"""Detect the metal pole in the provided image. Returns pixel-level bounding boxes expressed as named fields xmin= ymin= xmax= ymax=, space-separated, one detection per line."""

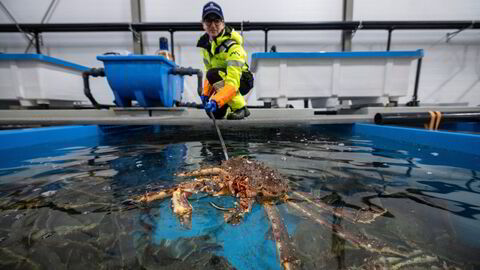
xmin=408 ymin=57 xmax=423 ymax=106
xmin=342 ymin=0 xmax=353 ymax=52
xmin=130 ymin=0 xmax=143 ymax=54
xmin=386 ymin=28 xmax=392 ymax=51
xmin=209 ymin=113 xmax=229 ymax=161
xmin=34 ymin=32 xmax=41 ymax=54
xmin=264 ymin=29 xmax=268 ymax=52
xmin=170 ymin=30 xmax=175 ymax=60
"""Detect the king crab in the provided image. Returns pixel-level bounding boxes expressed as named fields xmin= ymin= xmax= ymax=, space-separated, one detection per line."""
xmin=132 ymin=157 xmax=461 ymax=269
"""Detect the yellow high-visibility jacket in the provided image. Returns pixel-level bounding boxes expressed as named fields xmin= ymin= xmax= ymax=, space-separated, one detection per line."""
xmin=196 ymin=26 xmax=248 ymax=110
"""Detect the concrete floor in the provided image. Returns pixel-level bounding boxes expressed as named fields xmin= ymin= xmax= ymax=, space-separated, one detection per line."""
xmin=0 ymin=105 xmax=478 ymax=128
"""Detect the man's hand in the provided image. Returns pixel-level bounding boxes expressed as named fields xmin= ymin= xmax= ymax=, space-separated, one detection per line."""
xmin=200 ymin=95 xmax=209 ymax=105
xmin=204 ymin=100 xmax=218 ymax=113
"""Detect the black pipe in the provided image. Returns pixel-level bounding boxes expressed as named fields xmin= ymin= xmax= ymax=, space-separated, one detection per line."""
xmin=374 ymin=111 xmax=480 ymax=125
xmin=170 ymin=67 xmax=203 ymax=97
xmin=82 ymin=68 xmax=111 ymax=109
xmin=1 ymin=21 xmax=479 ymax=32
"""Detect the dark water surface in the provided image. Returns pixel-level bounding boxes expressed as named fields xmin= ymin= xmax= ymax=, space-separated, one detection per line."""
xmin=0 ymin=125 xmax=479 ymax=269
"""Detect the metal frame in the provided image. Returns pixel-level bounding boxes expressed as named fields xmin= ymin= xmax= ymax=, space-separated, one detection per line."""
xmin=1 ymin=21 xmax=478 ymax=54
xmin=1 ymin=21 xmax=478 ymax=32
xmin=342 ymin=0 xmax=354 ymax=52
xmin=1 ymin=20 xmax=478 ymax=107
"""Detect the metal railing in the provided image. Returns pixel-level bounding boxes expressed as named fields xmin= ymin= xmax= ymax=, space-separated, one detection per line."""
xmin=1 ymin=21 xmax=478 ymax=54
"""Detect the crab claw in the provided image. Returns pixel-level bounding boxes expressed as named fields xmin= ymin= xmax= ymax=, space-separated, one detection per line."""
xmin=171 ymin=189 xmax=193 ymax=229
xmin=222 ymin=198 xmax=254 ymax=225
xmin=224 ymin=210 xmax=244 ymax=225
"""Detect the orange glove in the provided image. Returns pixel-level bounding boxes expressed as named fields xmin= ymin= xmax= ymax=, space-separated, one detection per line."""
xmin=211 ymin=84 xmax=237 ymax=108
xmin=203 ymin=79 xmax=213 ymax=97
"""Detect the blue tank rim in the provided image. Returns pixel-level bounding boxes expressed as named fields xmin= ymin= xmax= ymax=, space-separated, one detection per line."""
xmin=251 ymin=49 xmax=424 ymax=60
xmin=250 ymin=49 xmax=424 ymax=71
xmin=96 ymin=54 xmax=176 ymax=68
xmin=0 ymin=125 xmax=101 ymax=151
xmin=1 ymin=123 xmax=477 ymax=155
xmin=0 ymin=53 xmax=90 ymax=72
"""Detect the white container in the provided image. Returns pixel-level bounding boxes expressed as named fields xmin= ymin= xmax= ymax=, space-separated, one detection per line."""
xmin=0 ymin=54 xmax=90 ymax=107
xmin=250 ymin=50 xmax=423 ymax=107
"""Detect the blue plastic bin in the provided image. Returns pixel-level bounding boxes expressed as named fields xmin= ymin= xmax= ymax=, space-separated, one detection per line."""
xmin=97 ymin=55 xmax=184 ymax=107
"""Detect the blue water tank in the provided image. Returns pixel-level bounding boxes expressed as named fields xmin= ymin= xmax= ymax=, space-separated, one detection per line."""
xmin=97 ymin=55 xmax=184 ymax=107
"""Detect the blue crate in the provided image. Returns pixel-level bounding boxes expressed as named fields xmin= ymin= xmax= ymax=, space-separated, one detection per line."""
xmin=97 ymin=55 xmax=184 ymax=107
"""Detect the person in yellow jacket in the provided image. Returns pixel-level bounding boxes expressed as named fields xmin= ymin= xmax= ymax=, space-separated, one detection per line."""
xmin=197 ymin=1 xmax=254 ymax=120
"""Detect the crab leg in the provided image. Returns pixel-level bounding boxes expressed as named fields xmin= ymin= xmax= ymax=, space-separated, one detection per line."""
xmin=287 ymin=201 xmax=410 ymax=257
xmin=171 ymin=188 xmax=193 ymax=229
xmin=291 ymin=191 xmax=386 ymax=224
xmin=390 ymin=253 xmax=438 ymax=270
xmin=132 ymin=179 xmax=214 ymax=229
xmin=177 ymin=167 xmax=228 ymax=177
xmin=132 ymin=178 xmax=210 ymax=203
xmin=134 ymin=189 xmax=174 ymax=203
xmin=170 ymin=179 xmax=216 ymax=229
xmin=264 ymin=204 xmax=301 ymax=270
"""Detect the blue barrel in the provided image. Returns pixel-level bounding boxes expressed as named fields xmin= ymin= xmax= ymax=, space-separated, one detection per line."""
xmin=97 ymin=55 xmax=184 ymax=107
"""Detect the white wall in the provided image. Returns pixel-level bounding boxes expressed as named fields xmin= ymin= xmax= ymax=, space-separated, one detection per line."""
xmin=353 ymin=0 xmax=480 ymax=105
xmin=354 ymin=0 xmax=480 ymax=21
xmin=0 ymin=0 xmax=479 ymax=106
